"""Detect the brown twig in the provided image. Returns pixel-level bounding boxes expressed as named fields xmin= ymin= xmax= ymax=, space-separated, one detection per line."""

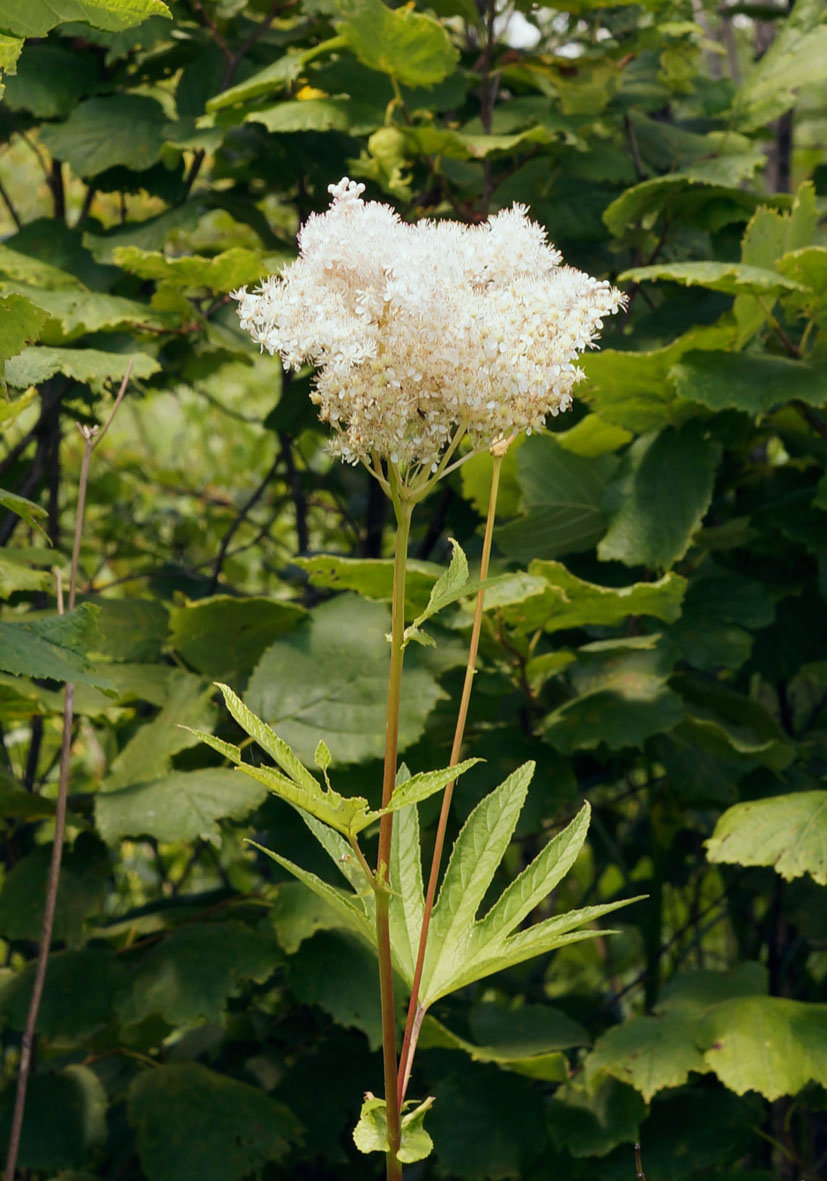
xmin=3 ymin=362 xmax=133 ymax=1181
xmin=635 ymin=1142 xmax=648 ymax=1181
xmin=0 ymin=175 xmax=22 ymax=229
xmin=208 ymin=448 xmax=282 ymax=592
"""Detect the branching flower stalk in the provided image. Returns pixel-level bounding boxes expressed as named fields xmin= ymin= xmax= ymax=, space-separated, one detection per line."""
xmin=232 ymin=179 xmax=624 ymax=1177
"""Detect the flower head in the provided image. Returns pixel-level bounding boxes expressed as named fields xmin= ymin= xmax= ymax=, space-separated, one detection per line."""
xmin=233 ymin=178 xmax=625 ymax=471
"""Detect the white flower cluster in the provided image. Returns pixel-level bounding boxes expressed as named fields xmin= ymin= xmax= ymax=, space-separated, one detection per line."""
xmin=233 ymin=178 xmax=625 ymax=470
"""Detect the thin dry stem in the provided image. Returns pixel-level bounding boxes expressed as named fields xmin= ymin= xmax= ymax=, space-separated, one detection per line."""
xmin=4 ymin=364 xmax=132 ymax=1181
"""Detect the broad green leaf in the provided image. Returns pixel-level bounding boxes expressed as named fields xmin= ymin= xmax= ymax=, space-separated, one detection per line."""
xmin=169 ymin=596 xmax=305 ymax=683
xmin=599 ymin=423 xmax=721 ymax=570
xmin=105 ymin=671 xmax=215 ymax=789
xmin=0 ymin=294 xmax=47 ymax=360
xmin=547 ymin=1076 xmax=646 ymax=1159
xmin=116 ymin=921 xmax=278 ymax=1027
xmin=4 ymin=345 xmax=158 ymax=391
xmin=0 ymin=34 xmax=22 ymax=94
xmin=247 ymin=97 xmax=383 ymax=135
xmin=730 ymin=0 xmax=827 ymax=131
xmin=244 ymin=595 xmax=445 ymax=765
xmin=423 ymin=763 xmax=534 ymax=999
xmin=0 ymin=836 xmax=109 ymax=945
xmin=586 ymin=1013 xmax=707 ymax=1101
xmin=618 ymin=261 xmax=805 ymax=297
xmin=776 ymin=245 xmax=827 ymax=322
xmin=672 ymin=350 xmax=827 ymax=414
xmin=129 ymin=1063 xmax=299 ymax=1181
xmin=0 ymin=243 xmax=85 ymax=289
xmin=40 ymin=95 xmax=169 ymax=177
xmin=95 ymin=768 xmax=268 ymax=843
xmin=0 ymin=487 xmax=48 ymax=536
xmin=89 ymin=597 xmax=169 ymax=662
xmin=419 ymin=1009 xmax=573 ymax=1081
xmin=496 ymin=435 xmax=616 ymax=562
xmin=703 ymin=997 xmax=827 ymax=1100
xmin=676 ymin=674 xmax=795 ymax=771
xmin=112 ymin=246 xmax=269 ymax=292
xmin=3 ymin=43 xmax=90 ymax=117
xmin=0 ymin=284 xmax=169 ymax=345
xmin=0 ymin=1066 xmax=106 ymax=1171
xmin=288 ymin=929 xmax=381 ymax=1048
xmin=0 ymin=773 xmax=55 ymax=819
xmin=0 ymin=386 xmax=36 ymax=426
xmin=270 ymin=880 xmax=352 ymax=953
xmin=0 ymin=947 xmax=125 ymax=1039
xmin=0 ymin=0 xmax=169 ymax=37
xmin=706 ymin=791 xmax=827 ymax=885
xmin=470 ymin=1001 xmax=589 ymax=1052
xmin=490 ymin=559 xmax=686 ymax=635
xmin=353 ymin=1093 xmax=434 ymax=1163
xmin=206 ymin=46 xmax=327 ymax=110
xmin=555 ymin=414 xmax=633 ymax=457
xmin=603 ymin=174 xmax=782 ymax=240
xmin=336 ymin=0 xmax=458 ymax=87
xmin=248 ymin=841 xmax=375 ymax=947
xmin=0 ymin=603 xmax=113 ymax=689
xmin=295 ymin=554 xmax=442 ymax=612
xmin=388 ymin=801 xmax=424 ymax=982
xmin=658 ymin=962 xmax=769 ymax=1015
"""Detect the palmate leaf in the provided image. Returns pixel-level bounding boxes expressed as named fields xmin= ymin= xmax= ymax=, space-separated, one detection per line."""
xmin=419 ymin=765 xmax=640 ymax=1005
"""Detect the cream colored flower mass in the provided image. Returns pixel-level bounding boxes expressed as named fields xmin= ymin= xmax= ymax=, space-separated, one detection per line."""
xmin=233 ymin=178 xmax=625 ymax=470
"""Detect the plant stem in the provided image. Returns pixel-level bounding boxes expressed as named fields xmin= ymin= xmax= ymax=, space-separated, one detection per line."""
xmin=4 ymin=363 xmax=132 ymax=1181
xmin=397 ymin=447 xmax=506 ymax=1104
xmin=376 ymin=466 xmax=411 ymax=1181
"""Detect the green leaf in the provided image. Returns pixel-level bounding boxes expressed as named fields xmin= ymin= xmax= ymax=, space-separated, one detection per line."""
xmin=169 ymin=596 xmax=305 ymax=683
xmin=3 ymin=43 xmax=91 ymax=117
xmin=385 ymin=758 xmax=480 ymax=812
xmin=105 ymin=671 xmax=215 ymax=789
xmin=618 ymin=261 xmax=805 ymax=297
xmin=4 ymin=346 xmax=159 ymax=392
xmin=244 ymin=595 xmax=445 ymax=766
xmin=419 ymin=1005 xmax=581 ymax=1080
xmin=586 ymin=1013 xmax=707 ymax=1101
xmin=117 ymin=921 xmax=278 ymax=1027
xmin=89 ymin=597 xmax=169 ymax=662
xmin=0 ymin=603 xmax=113 ymax=689
xmin=0 ymin=1066 xmax=106 ymax=1170
xmin=418 ymin=767 xmax=636 ymax=1004
xmin=388 ymin=800 xmax=424 ymax=982
xmin=496 ymin=434 xmax=616 ymax=562
xmin=0 ymin=836 xmax=109 ymax=945
xmin=294 ymin=554 xmax=442 ymax=613
xmin=0 ymin=0 xmax=170 ymax=38
xmin=776 ymin=245 xmax=827 ymax=322
xmin=429 ymin=1069 xmax=545 ymax=1179
xmin=548 ymin=1076 xmax=646 ymax=1158
xmin=335 ymin=0 xmax=458 ymax=87
xmin=353 ymin=1093 xmax=434 ymax=1163
xmin=248 ymin=841 xmax=375 ymax=947
xmin=39 ymin=95 xmax=169 ymax=178
xmin=112 ymin=246 xmax=269 ymax=292
xmin=672 ymin=351 xmax=827 ymax=415
xmin=703 ymin=996 xmax=827 ymax=1100
xmin=730 ymin=0 xmax=827 ymax=131
xmin=128 ymin=1063 xmax=300 ymax=1181
xmin=555 ymin=413 xmax=633 ymax=457
xmin=490 ymin=559 xmax=686 ymax=635
xmin=705 ymin=791 xmax=827 ymax=885
xmin=246 ymin=97 xmax=383 ymax=135
xmin=0 ymin=947 xmax=125 ymax=1039
xmin=599 ymin=423 xmax=721 ymax=570
xmin=675 ymin=674 xmax=795 ymax=771
xmin=288 ymin=929 xmax=381 ymax=1048
xmin=0 ymin=283 xmax=170 ymax=345
xmin=407 ymin=537 xmax=468 ymax=632
xmin=95 ymin=768 xmax=268 ymax=843
xmin=0 ymin=294 xmax=48 ymax=360
xmin=0 ymin=487 xmax=48 ymax=535
xmin=270 ymin=879 xmax=352 ymax=953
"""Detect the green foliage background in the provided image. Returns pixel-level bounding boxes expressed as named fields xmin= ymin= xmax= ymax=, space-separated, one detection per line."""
xmin=0 ymin=0 xmax=826 ymax=1177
